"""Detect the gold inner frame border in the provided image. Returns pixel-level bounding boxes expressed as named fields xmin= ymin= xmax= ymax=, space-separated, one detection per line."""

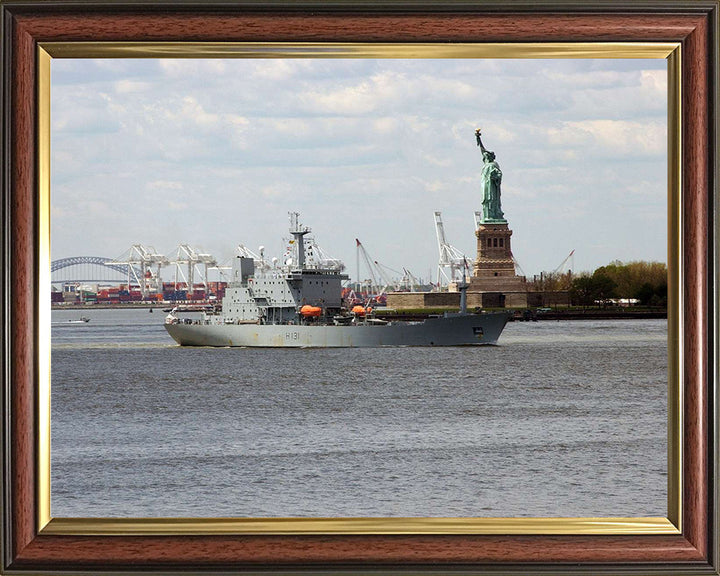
xmin=36 ymin=41 xmax=682 ymax=537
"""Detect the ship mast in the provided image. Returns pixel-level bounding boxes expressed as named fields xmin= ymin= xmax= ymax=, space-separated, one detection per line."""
xmin=289 ymin=212 xmax=311 ymax=269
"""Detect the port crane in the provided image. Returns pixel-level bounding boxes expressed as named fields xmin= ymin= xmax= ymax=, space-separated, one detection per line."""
xmin=237 ymin=244 xmax=274 ymax=273
xmin=355 ymin=239 xmax=419 ymax=293
xmin=110 ymin=244 xmax=168 ymax=297
xmin=473 ymin=210 xmax=483 ymax=230
xmin=553 ymin=249 xmax=575 ymax=276
xmin=374 ymin=260 xmax=422 ymax=292
xmin=307 ymin=241 xmax=345 ymax=271
xmin=434 ymin=211 xmax=468 ymax=287
xmin=170 ymin=244 xmax=217 ymax=293
xmin=534 ymin=249 xmax=575 ymax=291
xmin=403 ymin=268 xmax=420 ymax=292
xmin=372 ymin=259 xmax=401 ymax=292
xmin=355 ymin=238 xmax=385 ymax=294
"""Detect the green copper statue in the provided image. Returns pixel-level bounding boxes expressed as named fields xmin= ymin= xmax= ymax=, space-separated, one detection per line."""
xmin=475 ymin=128 xmax=506 ymax=223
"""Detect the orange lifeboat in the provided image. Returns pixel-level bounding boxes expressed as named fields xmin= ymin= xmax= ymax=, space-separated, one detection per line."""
xmin=300 ymin=305 xmax=322 ymax=317
xmin=352 ymin=305 xmax=372 ymax=316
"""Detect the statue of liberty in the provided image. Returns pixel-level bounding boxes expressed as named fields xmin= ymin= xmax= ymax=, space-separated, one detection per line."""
xmin=475 ymin=128 xmax=506 ymax=223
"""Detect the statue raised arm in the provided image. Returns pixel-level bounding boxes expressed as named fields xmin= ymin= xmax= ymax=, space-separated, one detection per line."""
xmin=475 ymin=129 xmax=505 ymax=223
xmin=475 ymin=128 xmax=487 ymax=152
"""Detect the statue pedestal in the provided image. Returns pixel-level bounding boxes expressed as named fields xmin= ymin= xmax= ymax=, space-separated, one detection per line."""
xmin=469 ymin=222 xmax=528 ymax=305
xmin=471 ymin=223 xmax=517 ymax=280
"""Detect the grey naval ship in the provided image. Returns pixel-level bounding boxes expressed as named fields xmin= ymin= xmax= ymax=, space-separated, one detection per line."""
xmin=164 ymin=214 xmax=510 ymax=348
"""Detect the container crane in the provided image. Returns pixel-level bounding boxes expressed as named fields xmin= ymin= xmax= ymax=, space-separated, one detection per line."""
xmin=170 ymin=244 xmax=217 ymax=293
xmin=473 ymin=210 xmax=483 ymax=230
xmin=111 ymin=244 xmax=168 ymax=297
xmin=237 ymin=244 xmax=273 ymax=273
xmin=355 ymin=239 xmax=382 ymax=294
xmin=373 ymin=260 xmax=421 ymax=292
xmin=434 ymin=211 xmax=467 ymax=287
xmin=553 ymin=249 xmax=575 ymax=276
xmin=355 ymin=239 xmax=412 ymax=294
xmin=402 ymin=268 xmax=420 ymax=292
xmin=373 ymin=260 xmax=402 ymax=292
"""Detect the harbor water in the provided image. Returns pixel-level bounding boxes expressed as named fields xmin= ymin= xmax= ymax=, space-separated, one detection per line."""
xmin=51 ymin=308 xmax=667 ymax=518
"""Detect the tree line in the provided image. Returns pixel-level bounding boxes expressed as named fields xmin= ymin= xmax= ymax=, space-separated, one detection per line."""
xmin=532 ymin=260 xmax=668 ymax=307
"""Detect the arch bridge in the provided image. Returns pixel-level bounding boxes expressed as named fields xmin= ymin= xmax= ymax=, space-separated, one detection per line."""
xmin=50 ymin=256 xmax=136 ymax=285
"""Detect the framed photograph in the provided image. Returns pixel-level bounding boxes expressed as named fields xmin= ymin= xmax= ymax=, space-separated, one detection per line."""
xmin=2 ymin=1 xmax=717 ymax=574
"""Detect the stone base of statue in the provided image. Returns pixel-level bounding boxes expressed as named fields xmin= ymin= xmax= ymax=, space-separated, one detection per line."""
xmin=468 ymin=222 xmax=529 ymax=306
xmin=471 ymin=223 xmax=518 ymax=279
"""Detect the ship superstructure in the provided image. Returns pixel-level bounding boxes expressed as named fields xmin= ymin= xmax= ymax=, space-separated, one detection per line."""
xmin=220 ymin=213 xmax=347 ymax=325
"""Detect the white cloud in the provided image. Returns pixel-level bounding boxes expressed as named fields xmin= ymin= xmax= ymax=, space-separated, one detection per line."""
xmin=261 ymin=184 xmax=291 ymax=198
xmin=626 ymin=179 xmax=663 ymax=198
xmin=227 ymin=115 xmax=249 ymax=128
xmin=301 ymin=80 xmax=381 ymax=115
xmin=421 ymin=153 xmax=452 ymax=168
xmin=249 ymin=59 xmax=310 ymax=81
xmin=115 ymin=79 xmax=151 ymax=94
xmin=267 ymin=117 xmax=311 ymax=136
xmin=547 ymin=120 xmax=666 ymax=157
xmin=640 ymin=69 xmax=667 ymax=93
xmin=167 ymin=201 xmax=188 ymax=211
xmin=373 ymin=117 xmax=399 ymax=135
xmin=158 ymin=59 xmax=227 ymax=78
xmin=424 ymin=180 xmax=447 ymax=193
xmin=180 ymin=96 xmax=219 ymax=127
xmin=148 ymin=180 xmax=183 ymax=190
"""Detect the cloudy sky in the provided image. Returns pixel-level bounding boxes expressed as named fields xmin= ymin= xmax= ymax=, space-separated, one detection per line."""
xmin=51 ymin=57 xmax=667 ymax=284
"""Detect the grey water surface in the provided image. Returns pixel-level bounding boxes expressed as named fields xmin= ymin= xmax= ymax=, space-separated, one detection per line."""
xmin=51 ymin=308 xmax=667 ymax=518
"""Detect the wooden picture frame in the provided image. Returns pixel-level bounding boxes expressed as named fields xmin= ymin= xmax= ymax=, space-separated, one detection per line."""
xmin=2 ymin=1 xmax=717 ymax=574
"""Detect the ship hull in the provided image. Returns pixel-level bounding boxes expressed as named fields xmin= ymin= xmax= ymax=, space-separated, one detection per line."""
xmin=165 ymin=312 xmax=509 ymax=348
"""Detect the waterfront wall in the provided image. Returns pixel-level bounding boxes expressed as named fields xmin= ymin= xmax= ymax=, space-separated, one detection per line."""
xmin=386 ymin=290 xmax=570 ymax=310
